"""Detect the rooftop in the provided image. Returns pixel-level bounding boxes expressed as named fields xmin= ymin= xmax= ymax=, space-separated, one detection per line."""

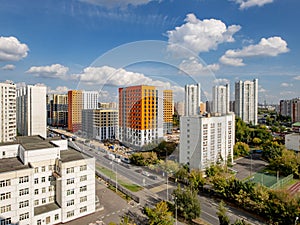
xmin=34 ymin=202 xmax=60 ymax=216
xmin=60 ymin=147 xmax=91 ymax=162
xmin=15 ymin=136 xmax=56 ymax=150
xmin=0 ymin=157 xmax=30 ymax=173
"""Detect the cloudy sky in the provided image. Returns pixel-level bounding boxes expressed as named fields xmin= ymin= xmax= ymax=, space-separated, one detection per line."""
xmin=0 ymin=0 xmax=299 ymax=103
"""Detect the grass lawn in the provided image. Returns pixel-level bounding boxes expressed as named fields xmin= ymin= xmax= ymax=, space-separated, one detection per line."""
xmin=96 ymin=166 xmax=143 ymax=192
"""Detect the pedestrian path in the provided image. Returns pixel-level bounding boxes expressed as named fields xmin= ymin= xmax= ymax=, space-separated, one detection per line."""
xmin=149 ymin=183 xmax=168 ymax=193
xmin=288 ymin=181 xmax=300 ymax=195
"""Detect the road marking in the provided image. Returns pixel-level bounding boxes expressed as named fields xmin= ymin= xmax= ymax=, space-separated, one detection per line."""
xmin=201 ymin=210 xmax=219 ymax=220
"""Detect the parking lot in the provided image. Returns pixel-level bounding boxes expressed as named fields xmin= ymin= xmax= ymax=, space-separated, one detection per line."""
xmin=232 ymin=155 xmax=268 ymax=180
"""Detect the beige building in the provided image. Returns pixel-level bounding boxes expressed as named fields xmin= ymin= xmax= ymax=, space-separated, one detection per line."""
xmin=0 ymin=136 xmax=95 ymax=225
xmin=0 ymin=81 xmax=16 ymax=143
xmin=163 ymin=90 xmax=173 ymax=134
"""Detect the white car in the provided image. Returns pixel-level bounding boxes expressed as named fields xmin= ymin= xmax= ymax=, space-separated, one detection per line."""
xmin=142 ymin=171 xmax=150 ymax=177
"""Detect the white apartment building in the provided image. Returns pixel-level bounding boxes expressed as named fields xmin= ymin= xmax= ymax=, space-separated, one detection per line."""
xmin=83 ymin=91 xmax=99 ymax=110
xmin=17 ymin=85 xmax=47 ymax=138
xmin=82 ymin=109 xmax=118 ymax=141
xmin=185 ymin=83 xmax=201 ymax=116
xmin=235 ymin=79 xmax=258 ymax=125
xmin=0 ymin=136 xmax=95 ymax=225
xmin=0 ymin=81 xmax=16 ymax=143
xmin=179 ymin=113 xmax=235 ymax=170
xmin=212 ymin=84 xmax=230 ymax=115
xmin=285 ymin=133 xmax=300 ymax=152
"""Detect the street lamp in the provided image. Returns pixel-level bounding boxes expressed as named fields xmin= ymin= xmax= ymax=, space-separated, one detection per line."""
xmin=295 ymin=216 xmax=299 ymax=225
xmin=174 ymin=196 xmax=177 ymax=225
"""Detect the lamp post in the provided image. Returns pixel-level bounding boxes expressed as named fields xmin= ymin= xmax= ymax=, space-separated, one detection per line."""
xmin=295 ymin=216 xmax=299 ymax=225
xmin=175 ymin=196 xmax=177 ymax=225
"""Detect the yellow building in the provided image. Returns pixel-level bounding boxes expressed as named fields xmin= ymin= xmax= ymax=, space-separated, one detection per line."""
xmin=163 ymin=90 xmax=173 ymax=134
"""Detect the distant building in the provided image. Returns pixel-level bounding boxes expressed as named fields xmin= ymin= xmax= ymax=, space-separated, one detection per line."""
xmin=0 ymin=135 xmax=96 ymax=225
xmin=118 ymin=85 xmax=163 ymax=149
xmin=163 ymin=90 xmax=173 ymax=134
xmin=175 ymin=101 xmax=184 ymax=116
xmin=179 ymin=113 xmax=235 ymax=170
xmin=212 ymin=84 xmax=230 ymax=114
xmin=47 ymin=94 xmax=68 ymax=128
xmin=185 ymin=83 xmax=201 ymax=116
xmin=0 ymin=81 xmax=16 ymax=142
xmin=82 ymin=109 xmax=118 ymax=140
xmin=98 ymin=102 xmax=117 ymax=109
xmin=280 ymin=98 xmax=300 ymax=122
xmin=83 ymin=91 xmax=99 ymax=110
xmin=235 ymin=79 xmax=258 ymax=125
xmin=17 ymin=85 xmax=47 ymax=138
xmin=285 ymin=133 xmax=300 ymax=152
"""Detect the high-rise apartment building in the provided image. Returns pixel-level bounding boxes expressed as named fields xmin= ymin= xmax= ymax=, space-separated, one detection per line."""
xmin=0 ymin=135 xmax=95 ymax=225
xmin=185 ymin=83 xmax=201 ymax=116
xmin=0 ymin=81 xmax=16 ymax=143
xmin=83 ymin=91 xmax=99 ymax=110
xmin=118 ymin=85 xmax=163 ymax=149
xmin=212 ymin=84 xmax=230 ymax=115
xmin=235 ymin=79 xmax=258 ymax=125
xmin=179 ymin=113 xmax=235 ymax=170
xmin=280 ymin=98 xmax=300 ymax=122
xmin=17 ymin=85 xmax=47 ymax=138
xmin=163 ymin=90 xmax=173 ymax=134
xmin=82 ymin=109 xmax=118 ymax=141
xmin=47 ymin=94 xmax=68 ymax=127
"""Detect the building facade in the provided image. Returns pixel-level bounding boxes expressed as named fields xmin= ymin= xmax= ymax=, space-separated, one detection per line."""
xmin=68 ymin=90 xmax=83 ymax=133
xmin=0 ymin=81 xmax=16 ymax=143
xmin=0 ymin=136 xmax=95 ymax=225
xmin=83 ymin=91 xmax=99 ymax=110
xmin=212 ymin=84 xmax=230 ymax=115
xmin=280 ymin=98 xmax=300 ymax=122
xmin=17 ymin=85 xmax=47 ymax=138
xmin=82 ymin=109 xmax=118 ymax=141
xmin=235 ymin=79 xmax=258 ymax=125
xmin=47 ymin=94 xmax=68 ymax=128
xmin=174 ymin=101 xmax=184 ymax=117
xmin=179 ymin=113 xmax=235 ymax=170
xmin=118 ymin=85 xmax=163 ymax=149
xmin=185 ymin=83 xmax=201 ymax=116
xmin=163 ymin=90 xmax=173 ymax=134
xmin=285 ymin=133 xmax=300 ymax=152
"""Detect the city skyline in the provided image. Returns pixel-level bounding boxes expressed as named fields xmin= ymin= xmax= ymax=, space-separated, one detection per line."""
xmin=0 ymin=0 xmax=300 ymax=103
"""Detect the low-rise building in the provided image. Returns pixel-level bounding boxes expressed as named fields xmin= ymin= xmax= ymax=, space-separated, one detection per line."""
xmin=0 ymin=135 xmax=95 ymax=225
xmin=285 ymin=133 xmax=300 ymax=152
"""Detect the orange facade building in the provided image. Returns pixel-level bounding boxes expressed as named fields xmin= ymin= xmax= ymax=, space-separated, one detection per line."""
xmin=68 ymin=90 xmax=83 ymax=133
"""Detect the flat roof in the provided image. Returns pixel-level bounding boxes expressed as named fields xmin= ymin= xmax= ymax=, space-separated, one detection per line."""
xmin=15 ymin=136 xmax=56 ymax=150
xmin=0 ymin=157 xmax=30 ymax=173
xmin=60 ymin=147 xmax=92 ymax=162
xmin=34 ymin=202 xmax=60 ymax=216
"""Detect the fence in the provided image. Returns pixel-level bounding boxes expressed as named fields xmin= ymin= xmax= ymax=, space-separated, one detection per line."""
xmin=269 ymin=174 xmax=293 ymax=190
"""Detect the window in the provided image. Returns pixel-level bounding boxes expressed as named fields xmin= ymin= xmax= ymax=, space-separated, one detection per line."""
xmin=34 ymin=200 xmax=39 ymax=206
xmin=49 ymin=196 xmax=54 ymax=202
xmin=34 ymin=167 xmax=38 ymax=173
xmin=37 ymin=219 xmax=41 ymax=225
xmin=67 ymin=189 xmax=74 ymax=196
xmin=34 ymin=178 xmax=38 ymax=184
xmin=0 ymin=192 xmax=11 ymax=200
xmin=42 ymin=198 xmax=46 ymax=204
xmin=49 ymin=186 xmax=54 ymax=192
xmin=0 ymin=205 xmax=11 ymax=213
xmin=0 ymin=179 xmax=11 ymax=187
xmin=80 ymin=185 xmax=87 ymax=192
xmin=80 ymin=175 xmax=87 ymax=182
xmin=19 ymin=188 xmax=29 ymax=196
xmin=49 ymin=165 xmax=54 ymax=171
xmin=42 ymin=187 xmax=46 ymax=193
xmin=48 ymin=176 xmax=52 ymax=181
xmin=46 ymin=216 xmax=50 ymax=224
xmin=80 ymin=196 xmax=87 ymax=203
xmin=67 ymin=210 xmax=74 ymax=218
xmin=67 ymin=199 xmax=74 ymax=206
xmin=42 ymin=177 xmax=46 ymax=182
xmin=19 ymin=176 xmax=29 ymax=183
xmin=41 ymin=166 xmax=46 ymax=172
xmin=67 ymin=178 xmax=74 ymax=185
xmin=0 ymin=218 xmax=11 ymax=225
xmin=80 ymin=165 xmax=87 ymax=171
xmin=35 ymin=189 xmax=39 ymax=195
xmin=54 ymin=214 xmax=59 ymax=220
xmin=66 ymin=167 xmax=74 ymax=174
xmin=80 ymin=206 xmax=87 ymax=213
xmin=19 ymin=200 xmax=29 ymax=208
xmin=19 ymin=212 xmax=29 ymax=221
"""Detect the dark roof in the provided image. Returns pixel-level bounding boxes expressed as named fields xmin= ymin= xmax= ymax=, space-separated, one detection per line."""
xmin=15 ymin=136 xmax=56 ymax=150
xmin=34 ymin=202 xmax=60 ymax=216
xmin=0 ymin=157 xmax=30 ymax=173
xmin=60 ymin=148 xmax=92 ymax=162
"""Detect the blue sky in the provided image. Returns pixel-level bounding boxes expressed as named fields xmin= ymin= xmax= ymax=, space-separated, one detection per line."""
xmin=0 ymin=0 xmax=299 ymax=103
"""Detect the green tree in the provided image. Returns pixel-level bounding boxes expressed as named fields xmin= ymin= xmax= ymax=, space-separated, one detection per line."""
xmin=233 ymin=142 xmax=250 ymax=157
xmin=129 ymin=152 xmax=159 ymax=166
xmin=173 ymin=186 xmax=201 ymax=221
xmin=216 ymin=201 xmax=230 ymax=225
xmin=262 ymin=141 xmax=283 ymax=161
xmin=145 ymin=201 xmax=174 ymax=225
xmin=205 ymin=164 xmax=222 ymax=177
xmin=174 ymin=165 xmax=189 ymax=183
xmin=188 ymin=169 xmax=205 ymax=192
xmin=252 ymin=137 xmax=262 ymax=147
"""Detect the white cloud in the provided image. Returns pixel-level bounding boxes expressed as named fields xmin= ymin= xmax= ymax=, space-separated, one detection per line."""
xmin=0 ymin=36 xmax=29 ymax=62
xmin=47 ymin=86 xmax=70 ymax=94
xmin=220 ymin=36 xmax=289 ymax=66
xmin=79 ymin=0 xmax=155 ymax=9
xmin=26 ymin=64 xmax=69 ymax=79
xmin=280 ymin=91 xmax=295 ymax=96
xmin=166 ymin=13 xmax=241 ymax=56
xmin=1 ymin=64 xmax=15 ymax=70
xmin=213 ymin=78 xmax=230 ymax=84
xmin=259 ymin=87 xmax=267 ymax=93
xmin=293 ymin=76 xmax=300 ymax=80
xmin=179 ymin=57 xmax=219 ymax=76
xmin=233 ymin=0 xmax=274 ymax=10
xmin=280 ymin=82 xmax=293 ymax=87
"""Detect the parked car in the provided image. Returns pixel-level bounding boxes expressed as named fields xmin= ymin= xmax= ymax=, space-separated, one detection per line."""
xmin=142 ymin=171 xmax=150 ymax=177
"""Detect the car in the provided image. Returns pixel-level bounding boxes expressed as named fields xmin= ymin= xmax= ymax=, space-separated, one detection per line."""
xmin=142 ymin=171 xmax=150 ymax=177
xmin=149 ymin=175 xmax=158 ymax=180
